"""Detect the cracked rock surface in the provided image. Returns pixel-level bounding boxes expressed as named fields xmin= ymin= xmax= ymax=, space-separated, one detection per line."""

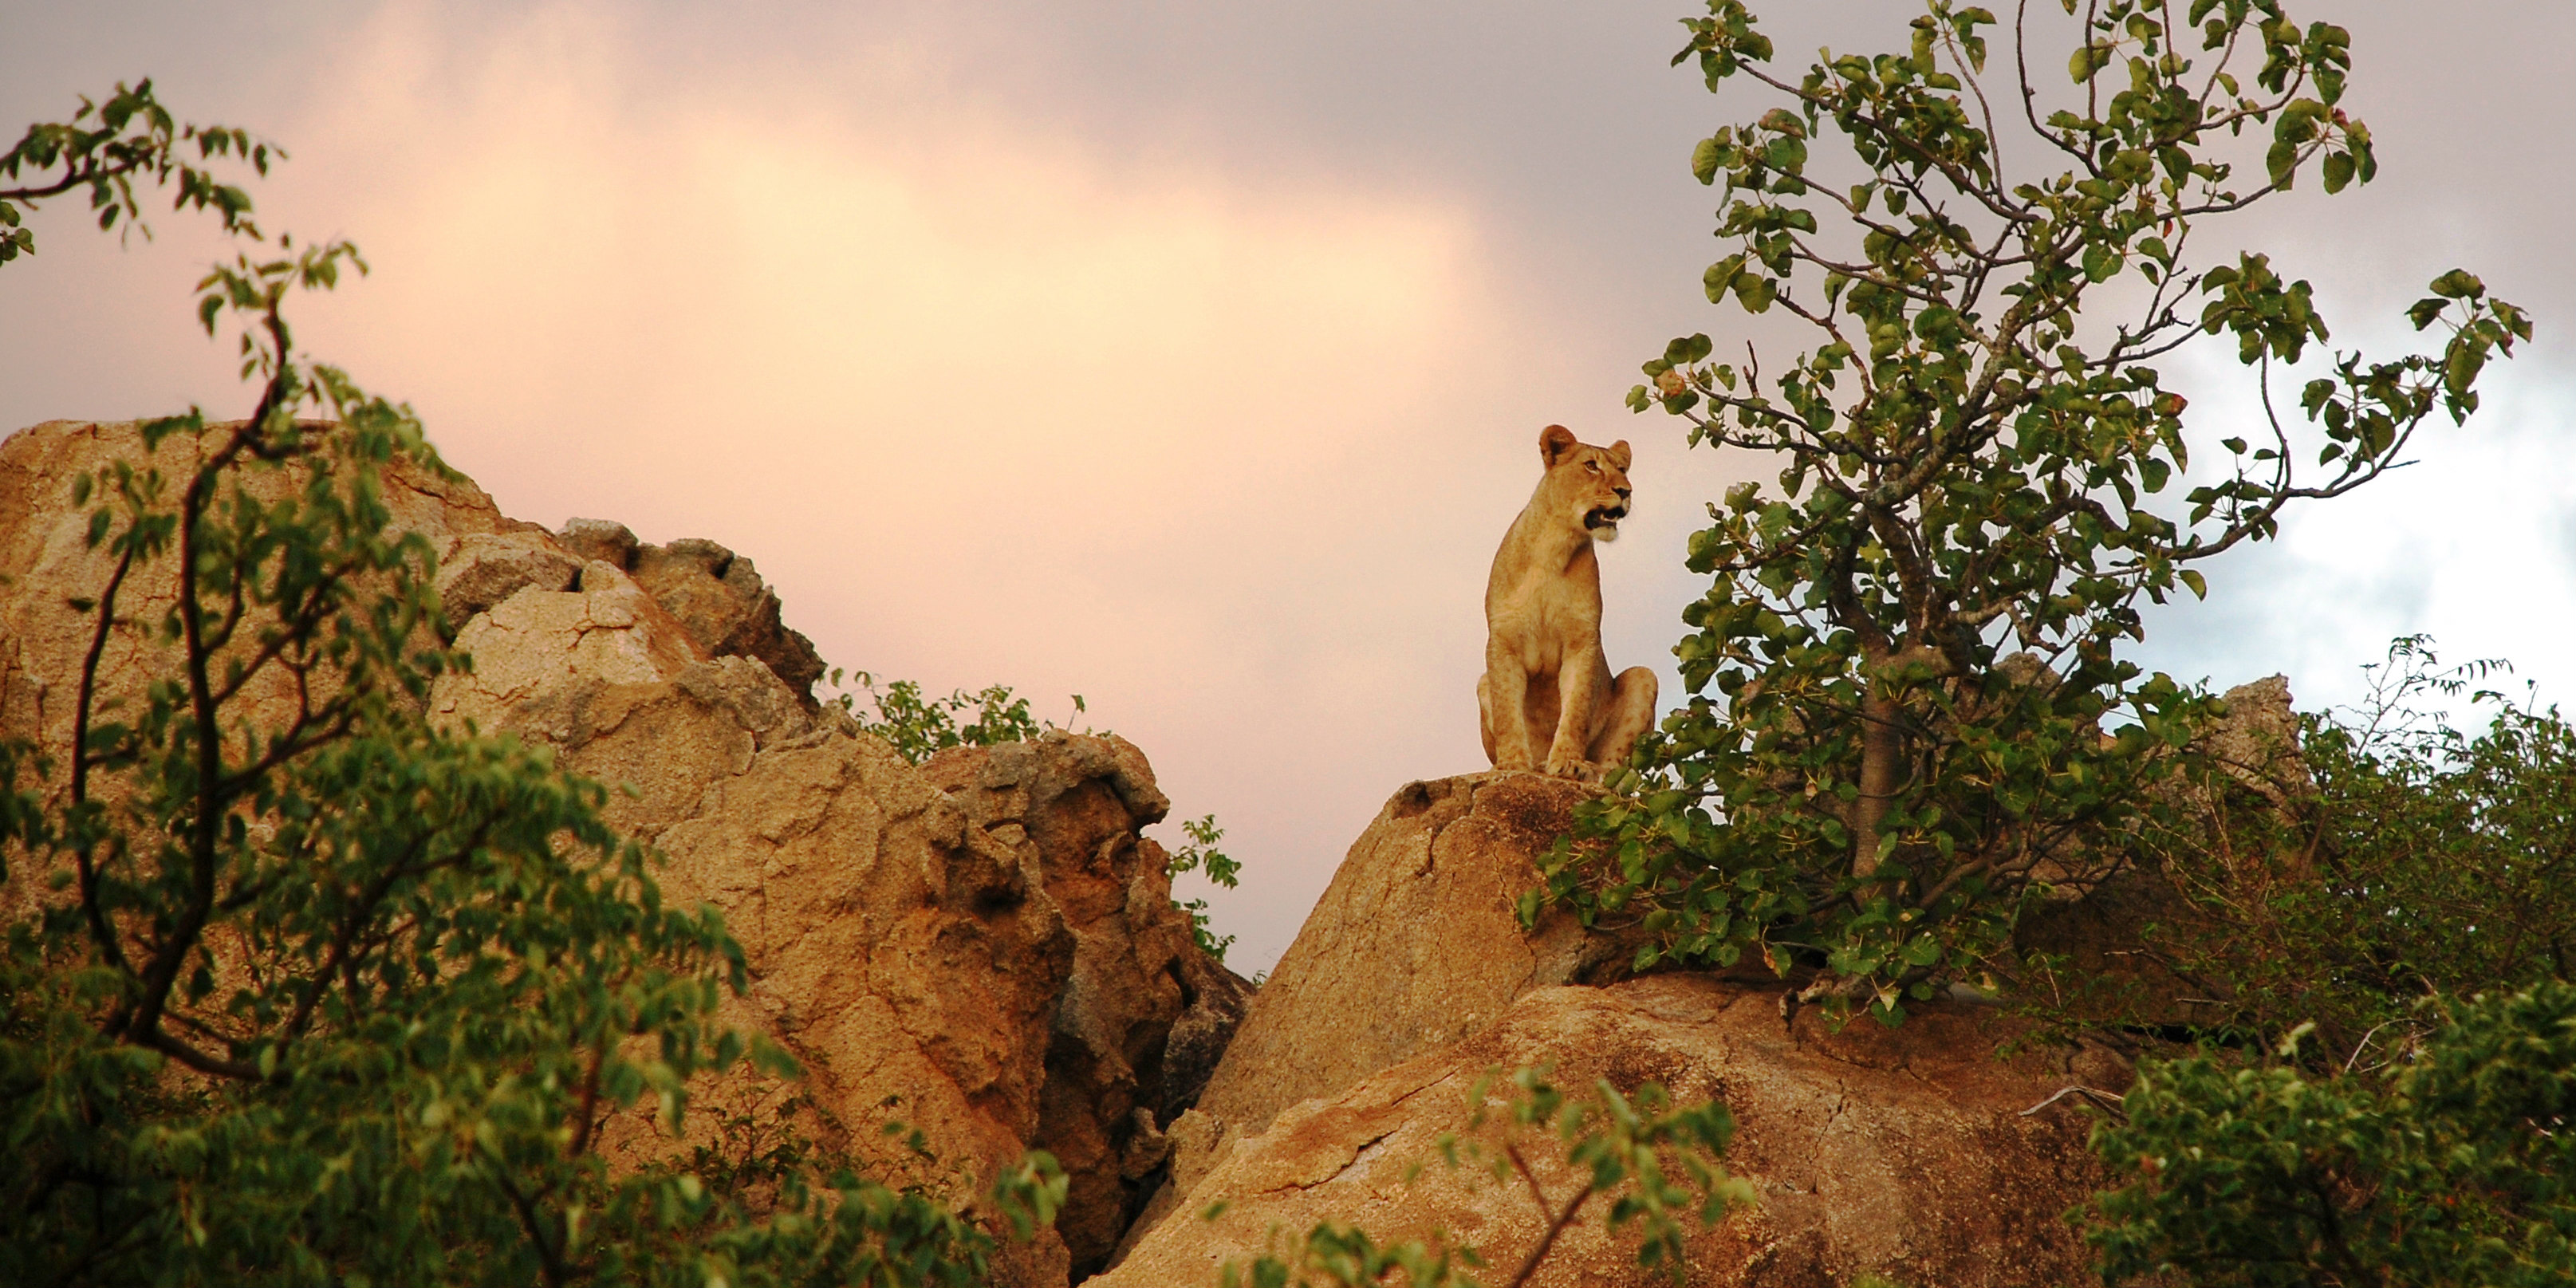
xmin=917 ymin=739 xmax=1253 ymax=1280
xmin=1100 ymin=975 xmax=2125 ymax=1288
xmin=1162 ymin=772 xmax=1651 ymax=1207
xmin=0 ymin=419 xmax=558 ymax=782
xmin=577 ymin=523 xmax=829 ymax=703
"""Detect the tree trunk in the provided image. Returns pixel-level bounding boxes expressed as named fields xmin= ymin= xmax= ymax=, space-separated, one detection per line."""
xmin=1854 ymin=676 xmax=1901 ymax=880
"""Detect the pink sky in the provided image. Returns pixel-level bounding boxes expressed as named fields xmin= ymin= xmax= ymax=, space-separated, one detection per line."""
xmin=6 ymin=1 xmax=2573 ymax=972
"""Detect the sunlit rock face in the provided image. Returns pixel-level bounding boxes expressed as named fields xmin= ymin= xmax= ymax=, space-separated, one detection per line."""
xmin=1164 ymin=770 xmax=1651 ymax=1209
xmin=1103 ymin=766 xmax=2131 ymax=1288
xmin=1101 ymin=974 xmax=2125 ymax=1288
xmin=0 ymin=418 xmax=1250 ymax=1288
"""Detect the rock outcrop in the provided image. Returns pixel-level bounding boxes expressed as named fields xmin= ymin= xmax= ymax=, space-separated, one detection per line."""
xmin=917 ymin=740 xmax=1251 ymax=1278
xmin=1109 ymin=768 xmax=2129 ymax=1286
xmin=0 ymin=419 xmax=1246 ymax=1287
xmin=1100 ymin=975 xmax=2125 ymax=1288
xmin=0 ymin=419 xmax=561 ymax=766
xmin=574 ymin=522 xmax=829 ymax=703
xmin=1164 ymin=772 xmax=1648 ymax=1212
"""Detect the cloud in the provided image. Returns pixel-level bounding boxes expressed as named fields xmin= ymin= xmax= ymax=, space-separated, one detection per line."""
xmin=224 ymin=0 xmax=1590 ymax=971
xmin=9 ymin=0 xmax=2570 ymax=973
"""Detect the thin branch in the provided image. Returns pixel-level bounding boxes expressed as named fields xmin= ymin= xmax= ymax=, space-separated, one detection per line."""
xmin=567 ymin=1036 xmax=611 ymax=1160
xmin=2019 ymin=1084 xmax=2127 ymax=1117
xmin=1501 ymin=1142 xmax=1593 ymax=1288
xmin=118 ymin=304 xmax=291 ymax=1047
xmin=492 ymin=1169 xmax=571 ymax=1288
xmin=133 ymin=1023 xmax=261 ymax=1081
xmin=69 ymin=540 xmax=139 ymax=974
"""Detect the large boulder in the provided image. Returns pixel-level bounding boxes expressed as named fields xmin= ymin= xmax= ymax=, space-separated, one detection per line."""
xmin=1099 ymin=975 xmax=2128 ymax=1288
xmin=490 ymin=655 xmax=1087 ymax=1284
xmin=1167 ymin=772 xmax=1646 ymax=1206
xmin=1109 ymin=763 xmax=2135 ymax=1286
xmin=425 ymin=553 xmax=1226 ymax=1287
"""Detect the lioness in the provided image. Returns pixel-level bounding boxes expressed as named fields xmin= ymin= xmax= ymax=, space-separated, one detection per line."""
xmin=1479 ymin=424 xmax=1658 ymax=779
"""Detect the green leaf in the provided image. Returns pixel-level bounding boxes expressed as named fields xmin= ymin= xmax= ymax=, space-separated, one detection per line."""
xmin=2320 ymin=150 xmax=2355 ymax=194
xmin=2083 ymin=242 xmax=2119 ymax=283
xmin=2428 ymin=268 xmax=2483 ymax=299
xmin=2266 ymin=140 xmax=2299 ymax=190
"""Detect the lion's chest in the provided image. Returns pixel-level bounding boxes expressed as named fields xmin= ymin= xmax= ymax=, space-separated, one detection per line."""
xmin=1487 ymin=565 xmax=1605 ymax=672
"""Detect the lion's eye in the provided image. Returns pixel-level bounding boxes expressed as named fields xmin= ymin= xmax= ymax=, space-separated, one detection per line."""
xmin=1585 ymin=461 xmax=1600 ymax=473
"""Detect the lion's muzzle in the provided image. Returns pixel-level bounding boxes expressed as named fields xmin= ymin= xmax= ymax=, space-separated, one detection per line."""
xmin=1585 ymin=504 xmax=1627 ymax=541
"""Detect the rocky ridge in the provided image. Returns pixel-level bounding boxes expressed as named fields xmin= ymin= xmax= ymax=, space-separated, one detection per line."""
xmin=0 ymin=419 xmax=1250 ymax=1286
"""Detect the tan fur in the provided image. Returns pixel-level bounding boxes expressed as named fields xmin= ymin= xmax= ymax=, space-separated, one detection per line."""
xmin=1479 ymin=425 xmax=1659 ymax=779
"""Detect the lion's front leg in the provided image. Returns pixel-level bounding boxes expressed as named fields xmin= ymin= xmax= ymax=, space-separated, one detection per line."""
xmin=1476 ymin=671 xmax=1501 ymax=766
xmin=1483 ymin=640 xmax=1538 ymax=771
xmin=1545 ymin=645 xmax=1606 ymax=778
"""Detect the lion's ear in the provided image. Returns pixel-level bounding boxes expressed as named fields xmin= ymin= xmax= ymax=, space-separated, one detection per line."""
xmin=1607 ymin=439 xmax=1633 ymax=471
xmin=1540 ymin=424 xmax=1578 ymax=464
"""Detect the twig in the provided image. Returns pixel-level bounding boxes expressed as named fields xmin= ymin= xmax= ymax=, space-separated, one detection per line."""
xmin=2019 ymin=1085 xmax=2125 ymax=1117
xmin=1501 ymin=1141 xmax=1593 ymax=1288
xmin=2342 ymin=1019 xmax=2401 ymax=1074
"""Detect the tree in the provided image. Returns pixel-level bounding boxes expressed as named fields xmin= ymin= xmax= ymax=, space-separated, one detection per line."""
xmin=0 ymin=78 xmax=270 ymax=262
xmin=1532 ymin=0 xmax=2528 ymax=1020
xmin=0 ymin=87 xmax=1059 ymax=1286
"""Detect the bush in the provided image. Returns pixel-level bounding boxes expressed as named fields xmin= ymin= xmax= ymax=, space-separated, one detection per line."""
xmin=2090 ymin=982 xmax=2576 ymax=1286
xmin=818 ymin=668 xmax=1057 ymax=766
xmin=2091 ymin=639 xmax=2576 ymax=1058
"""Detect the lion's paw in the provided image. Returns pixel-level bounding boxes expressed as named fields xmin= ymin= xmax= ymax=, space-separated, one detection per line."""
xmin=1542 ymin=755 xmax=1598 ymax=782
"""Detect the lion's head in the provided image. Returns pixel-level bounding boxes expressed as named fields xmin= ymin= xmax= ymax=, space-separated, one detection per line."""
xmin=1536 ymin=423 xmax=1634 ymax=542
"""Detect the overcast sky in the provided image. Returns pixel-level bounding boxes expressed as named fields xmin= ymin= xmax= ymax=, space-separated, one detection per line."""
xmin=5 ymin=1 xmax=2570 ymax=974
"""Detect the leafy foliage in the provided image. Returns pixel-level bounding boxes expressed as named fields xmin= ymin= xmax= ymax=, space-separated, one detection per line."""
xmin=0 ymin=89 xmax=1058 ymax=1286
xmin=2107 ymin=639 xmax=2576 ymax=1063
xmin=1167 ymin=814 xmax=1243 ymax=963
xmin=1215 ymin=1067 xmax=1747 ymax=1288
xmin=0 ymin=81 xmax=272 ymax=264
xmin=1534 ymin=0 xmax=2527 ymax=1022
xmin=2088 ymin=981 xmax=2576 ymax=1286
xmin=818 ymin=668 xmax=1058 ymax=766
